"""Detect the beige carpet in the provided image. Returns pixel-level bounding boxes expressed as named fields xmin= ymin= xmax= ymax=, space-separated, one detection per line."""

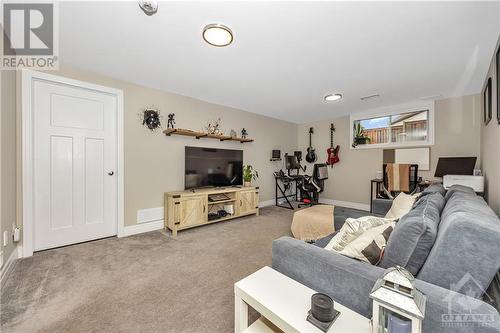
xmin=1 ymin=206 xmax=294 ymax=332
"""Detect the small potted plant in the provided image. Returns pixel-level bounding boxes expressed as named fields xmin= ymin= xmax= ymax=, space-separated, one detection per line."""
xmin=352 ymin=122 xmax=371 ymax=147
xmin=243 ymin=165 xmax=259 ymax=187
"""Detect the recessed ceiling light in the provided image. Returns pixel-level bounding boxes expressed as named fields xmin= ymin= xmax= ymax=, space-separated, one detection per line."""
xmin=203 ymin=24 xmax=233 ymax=47
xmin=324 ymin=93 xmax=342 ymax=102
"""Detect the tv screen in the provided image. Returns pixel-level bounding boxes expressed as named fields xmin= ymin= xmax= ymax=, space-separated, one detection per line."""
xmin=434 ymin=157 xmax=477 ymax=177
xmin=185 ymin=147 xmax=243 ymax=189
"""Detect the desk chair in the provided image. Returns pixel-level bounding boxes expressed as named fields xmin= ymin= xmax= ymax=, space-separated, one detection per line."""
xmin=372 ymin=163 xmax=418 ymax=215
xmin=381 ymin=163 xmax=419 ymax=199
xmin=298 ymin=163 xmax=328 ymax=207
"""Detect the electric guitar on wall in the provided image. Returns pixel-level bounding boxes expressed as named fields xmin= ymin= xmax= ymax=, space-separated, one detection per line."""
xmin=305 ymin=127 xmax=317 ymax=163
xmin=326 ymin=123 xmax=340 ymax=167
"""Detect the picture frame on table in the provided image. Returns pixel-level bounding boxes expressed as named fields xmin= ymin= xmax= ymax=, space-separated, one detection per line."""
xmin=484 ymin=77 xmax=492 ymax=125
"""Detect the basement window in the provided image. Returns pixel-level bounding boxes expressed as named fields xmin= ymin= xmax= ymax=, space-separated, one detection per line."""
xmin=350 ymin=102 xmax=434 ymax=149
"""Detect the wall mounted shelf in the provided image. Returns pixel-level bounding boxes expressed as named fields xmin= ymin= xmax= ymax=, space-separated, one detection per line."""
xmin=164 ymin=128 xmax=254 ymax=143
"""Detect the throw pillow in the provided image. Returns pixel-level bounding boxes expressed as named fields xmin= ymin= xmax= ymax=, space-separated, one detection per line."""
xmin=385 ymin=192 xmax=420 ymax=219
xmin=338 ymin=222 xmax=395 ymax=265
xmin=324 ymin=216 xmax=395 ymax=251
xmin=379 ymin=192 xmax=445 ymax=275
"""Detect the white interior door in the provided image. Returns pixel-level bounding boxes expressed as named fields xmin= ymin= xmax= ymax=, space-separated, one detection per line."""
xmin=33 ymin=79 xmax=118 ymax=251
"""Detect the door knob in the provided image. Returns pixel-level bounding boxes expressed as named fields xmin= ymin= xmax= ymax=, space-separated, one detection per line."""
xmin=108 ymin=171 xmax=114 ymax=176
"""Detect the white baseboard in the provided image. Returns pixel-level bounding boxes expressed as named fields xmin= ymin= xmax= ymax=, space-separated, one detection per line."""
xmin=0 ymin=247 xmax=18 ymax=289
xmin=126 ymin=201 xmax=276 ymax=238
xmin=319 ymin=198 xmax=370 ymax=211
xmin=259 ymin=199 xmax=275 ymax=208
xmin=137 ymin=207 xmax=164 ymax=224
xmin=121 ymin=220 xmax=164 ymax=237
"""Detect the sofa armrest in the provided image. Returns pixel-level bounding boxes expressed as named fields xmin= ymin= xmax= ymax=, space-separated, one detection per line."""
xmin=413 ymin=279 xmax=500 ymax=333
xmin=272 ymin=236 xmax=385 ymax=317
xmin=371 ymin=198 xmax=392 ymax=216
xmin=271 ymin=237 xmax=500 ymax=333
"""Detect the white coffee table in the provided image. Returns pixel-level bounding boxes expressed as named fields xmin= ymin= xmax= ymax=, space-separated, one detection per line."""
xmin=234 ymin=266 xmax=372 ymax=333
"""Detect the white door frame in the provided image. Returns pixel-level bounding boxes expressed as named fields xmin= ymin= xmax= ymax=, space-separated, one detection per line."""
xmin=21 ymin=69 xmax=125 ymax=257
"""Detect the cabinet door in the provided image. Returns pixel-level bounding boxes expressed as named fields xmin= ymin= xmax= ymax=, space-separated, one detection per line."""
xmin=179 ymin=196 xmax=207 ymax=227
xmin=238 ymin=190 xmax=257 ymax=215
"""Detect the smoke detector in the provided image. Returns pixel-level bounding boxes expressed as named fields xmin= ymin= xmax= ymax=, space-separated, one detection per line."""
xmin=138 ymin=1 xmax=158 ymax=15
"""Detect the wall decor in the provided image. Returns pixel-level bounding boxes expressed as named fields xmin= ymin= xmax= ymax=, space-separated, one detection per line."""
xmin=496 ymin=46 xmax=500 ymax=124
xmin=484 ymin=77 xmax=492 ymax=125
xmin=141 ymin=107 xmax=162 ymax=131
xmin=167 ymin=113 xmax=176 ymax=129
xmin=241 ymin=128 xmax=248 ymax=139
xmin=205 ymin=118 xmax=223 ymax=136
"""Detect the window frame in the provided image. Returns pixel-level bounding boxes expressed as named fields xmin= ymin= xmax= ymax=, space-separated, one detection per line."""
xmin=349 ymin=101 xmax=435 ymax=149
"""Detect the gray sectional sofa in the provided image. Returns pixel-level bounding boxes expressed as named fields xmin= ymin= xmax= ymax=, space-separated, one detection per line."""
xmin=272 ymin=185 xmax=500 ymax=332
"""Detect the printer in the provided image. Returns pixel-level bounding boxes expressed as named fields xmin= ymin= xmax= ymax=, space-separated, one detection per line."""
xmin=435 ymin=157 xmax=483 ymax=192
xmin=443 ymin=175 xmax=484 ymax=193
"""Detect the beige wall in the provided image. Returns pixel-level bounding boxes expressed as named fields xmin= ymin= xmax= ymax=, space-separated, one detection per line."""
xmin=480 ymin=36 xmax=500 ymax=216
xmin=25 ymin=65 xmax=297 ymax=227
xmin=297 ymin=95 xmax=482 ymax=208
xmin=1 ymin=65 xmax=18 ymax=263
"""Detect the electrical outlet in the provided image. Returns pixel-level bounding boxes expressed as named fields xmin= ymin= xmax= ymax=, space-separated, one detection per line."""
xmin=3 ymin=231 xmax=8 ymax=247
xmin=13 ymin=227 xmax=20 ymax=242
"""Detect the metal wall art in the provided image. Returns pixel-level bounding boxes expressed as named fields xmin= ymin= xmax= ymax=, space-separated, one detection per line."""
xmin=141 ymin=107 xmax=162 ymax=131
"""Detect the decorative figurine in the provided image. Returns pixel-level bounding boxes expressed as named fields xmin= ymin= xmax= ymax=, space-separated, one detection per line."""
xmin=241 ymin=128 xmax=248 ymax=139
xmin=141 ymin=107 xmax=162 ymax=131
xmin=205 ymin=118 xmax=223 ymax=136
xmin=230 ymin=129 xmax=237 ymax=138
xmin=167 ymin=113 xmax=176 ymax=129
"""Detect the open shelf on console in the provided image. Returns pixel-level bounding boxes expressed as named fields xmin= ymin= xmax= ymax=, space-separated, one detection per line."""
xmin=163 ymin=128 xmax=254 ymax=143
xmin=208 ymin=198 xmax=236 ymax=205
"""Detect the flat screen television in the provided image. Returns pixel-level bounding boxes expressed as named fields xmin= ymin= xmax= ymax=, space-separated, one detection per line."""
xmin=434 ymin=157 xmax=477 ymax=177
xmin=185 ymin=147 xmax=243 ymax=189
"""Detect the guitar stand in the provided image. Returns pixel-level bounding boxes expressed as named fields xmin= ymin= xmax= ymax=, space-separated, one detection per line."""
xmin=275 ymin=176 xmax=299 ymax=210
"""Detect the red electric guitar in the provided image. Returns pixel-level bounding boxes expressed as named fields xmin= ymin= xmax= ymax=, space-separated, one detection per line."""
xmin=326 ymin=123 xmax=340 ymax=167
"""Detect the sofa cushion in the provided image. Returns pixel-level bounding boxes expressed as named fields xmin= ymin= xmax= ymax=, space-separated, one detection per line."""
xmin=417 ymin=188 xmax=500 ymax=300
xmin=338 ymin=222 xmax=395 ymax=265
xmin=444 ymin=184 xmax=475 ymax=201
xmin=379 ymin=192 xmax=445 ymax=275
xmin=385 ymin=192 xmax=420 ymax=219
xmin=334 ymin=206 xmax=372 ymax=230
xmin=324 ymin=216 xmax=395 ymax=251
xmin=314 ymin=230 xmax=339 ymax=248
xmin=420 ymin=183 xmax=446 ymax=198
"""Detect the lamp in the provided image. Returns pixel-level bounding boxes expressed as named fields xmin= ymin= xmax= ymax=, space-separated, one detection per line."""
xmin=370 ymin=266 xmax=426 ymax=333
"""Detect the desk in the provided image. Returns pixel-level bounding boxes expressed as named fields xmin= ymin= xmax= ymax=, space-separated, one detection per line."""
xmin=275 ymin=175 xmax=302 ymax=210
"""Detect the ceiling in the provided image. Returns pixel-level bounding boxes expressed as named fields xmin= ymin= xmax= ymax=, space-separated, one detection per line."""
xmin=59 ymin=1 xmax=500 ymax=124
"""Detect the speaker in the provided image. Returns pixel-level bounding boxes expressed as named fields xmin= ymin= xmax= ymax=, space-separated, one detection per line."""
xmin=272 ymin=150 xmax=281 ymax=159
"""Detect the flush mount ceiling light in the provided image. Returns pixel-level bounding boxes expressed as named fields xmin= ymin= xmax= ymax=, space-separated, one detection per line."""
xmin=203 ymin=24 xmax=233 ymax=47
xmin=324 ymin=93 xmax=342 ymax=102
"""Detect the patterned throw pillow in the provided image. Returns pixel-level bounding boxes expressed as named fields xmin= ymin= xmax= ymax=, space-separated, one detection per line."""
xmin=324 ymin=216 xmax=396 ymax=251
xmin=385 ymin=192 xmax=420 ymax=219
xmin=338 ymin=222 xmax=396 ymax=265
